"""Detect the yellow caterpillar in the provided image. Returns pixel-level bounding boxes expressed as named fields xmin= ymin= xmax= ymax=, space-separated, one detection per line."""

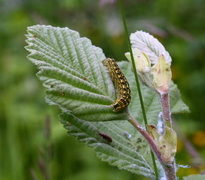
xmin=102 ymin=58 xmax=131 ymax=112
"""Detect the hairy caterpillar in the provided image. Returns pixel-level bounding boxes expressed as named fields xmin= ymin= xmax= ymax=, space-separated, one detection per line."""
xmin=102 ymin=58 xmax=131 ymax=112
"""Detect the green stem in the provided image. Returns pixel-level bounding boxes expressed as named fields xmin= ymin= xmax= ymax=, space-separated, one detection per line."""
xmin=117 ymin=1 xmax=158 ymax=179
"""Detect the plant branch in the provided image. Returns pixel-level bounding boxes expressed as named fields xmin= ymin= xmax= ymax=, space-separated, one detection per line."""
xmin=160 ymin=92 xmax=172 ymax=128
xmin=128 ymin=114 xmax=177 ymax=180
xmin=162 ymin=162 xmax=176 ymax=180
xmin=127 ymin=115 xmax=163 ymax=163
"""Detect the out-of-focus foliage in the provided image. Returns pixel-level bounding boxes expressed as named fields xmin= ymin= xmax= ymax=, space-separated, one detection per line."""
xmin=1 ymin=0 xmax=205 ymax=179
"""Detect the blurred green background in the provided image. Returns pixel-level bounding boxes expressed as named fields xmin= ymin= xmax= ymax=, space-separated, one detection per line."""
xmin=1 ymin=0 xmax=205 ymax=179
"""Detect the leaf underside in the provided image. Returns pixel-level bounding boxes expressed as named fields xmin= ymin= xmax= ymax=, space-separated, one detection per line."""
xmin=26 ymin=25 xmax=189 ymax=180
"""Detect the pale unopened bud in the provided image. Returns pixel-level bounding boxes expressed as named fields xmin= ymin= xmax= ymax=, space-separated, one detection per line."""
xmin=151 ymin=55 xmax=172 ymax=94
xmin=125 ymin=48 xmax=151 ymax=73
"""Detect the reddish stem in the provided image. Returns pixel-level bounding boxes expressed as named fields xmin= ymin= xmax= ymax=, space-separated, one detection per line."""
xmin=128 ymin=113 xmax=177 ymax=180
xmin=160 ymin=92 xmax=172 ymax=128
xmin=128 ymin=115 xmax=163 ymax=163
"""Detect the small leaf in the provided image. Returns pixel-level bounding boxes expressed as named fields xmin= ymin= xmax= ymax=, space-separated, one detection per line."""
xmin=125 ymin=47 xmax=151 ymax=73
xmin=147 ymin=125 xmax=177 ymax=164
xmin=130 ymin=31 xmax=172 ymax=65
xmin=151 ymin=55 xmax=172 ymax=94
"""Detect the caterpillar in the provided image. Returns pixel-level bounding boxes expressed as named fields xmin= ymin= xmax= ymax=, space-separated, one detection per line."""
xmin=102 ymin=58 xmax=131 ymax=112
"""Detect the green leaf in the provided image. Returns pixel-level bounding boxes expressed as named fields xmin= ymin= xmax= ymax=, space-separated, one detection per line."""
xmin=183 ymin=174 xmax=205 ymax=180
xmin=59 ymin=113 xmax=155 ymax=179
xmin=25 ymin=25 xmax=155 ymax=179
xmin=25 ymin=25 xmax=127 ymax=122
xmin=169 ymin=81 xmax=190 ymax=113
xmin=25 ymin=25 xmax=189 ymax=180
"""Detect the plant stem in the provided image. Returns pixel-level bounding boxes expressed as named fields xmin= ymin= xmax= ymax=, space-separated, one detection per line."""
xmin=162 ymin=162 xmax=176 ymax=180
xmin=160 ymin=92 xmax=172 ymax=128
xmin=118 ymin=0 xmax=159 ymax=178
xmin=128 ymin=115 xmax=163 ymax=163
xmin=128 ymin=115 xmax=177 ymax=180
